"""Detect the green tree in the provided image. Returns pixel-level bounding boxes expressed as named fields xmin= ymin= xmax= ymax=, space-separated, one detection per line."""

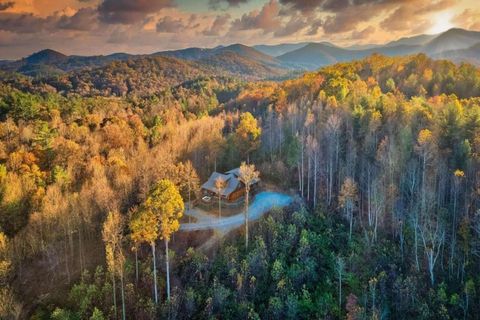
xmin=90 ymin=308 xmax=105 ymax=320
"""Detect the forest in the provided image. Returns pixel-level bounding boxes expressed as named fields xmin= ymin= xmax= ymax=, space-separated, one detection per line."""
xmin=0 ymin=52 xmax=480 ymax=319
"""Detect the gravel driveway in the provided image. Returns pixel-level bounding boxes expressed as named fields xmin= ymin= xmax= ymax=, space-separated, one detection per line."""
xmin=180 ymin=191 xmax=293 ymax=233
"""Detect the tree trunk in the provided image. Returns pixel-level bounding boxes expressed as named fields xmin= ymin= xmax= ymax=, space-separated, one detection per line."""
xmin=135 ymin=249 xmax=139 ymax=284
xmin=349 ymin=209 xmax=353 ymax=242
xmin=313 ymin=151 xmax=317 ymax=208
xmin=338 ymin=269 xmax=342 ymax=308
xmin=120 ymin=273 xmax=126 ymax=320
xmin=63 ymin=225 xmax=70 ymax=283
xmin=152 ymin=242 xmax=158 ymax=304
xmin=301 ymin=141 xmax=304 ymax=197
xmin=245 ymin=188 xmax=249 ymax=249
xmin=112 ymin=272 xmax=117 ymax=318
xmin=414 ymin=213 xmax=420 ymax=272
xmin=165 ymin=238 xmax=171 ymax=301
xmin=218 ymin=193 xmax=222 ymax=219
xmin=307 ymin=153 xmax=311 ymax=202
xmin=188 ymin=180 xmax=191 ymax=223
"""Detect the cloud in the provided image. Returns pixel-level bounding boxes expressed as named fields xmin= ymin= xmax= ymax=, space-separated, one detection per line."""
xmin=279 ymin=0 xmax=366 ymax=13
xmin=0 ymin=1 xmax=14 ymax=11
xmin=277 ymin=0 xmax=456 ymax=36
xmin=306 ymin=19 xmax=323 ymax=36
xmin=0 ymin=12 xmax=58 ymax=33
xmin=209 ymin=0 xmax=248 ymax=9
xmin=273 ymin=14 xmax=308 ymax=37
xmin=230 ymin=0 xmax=281 ymax=33
xmin=351 ymin=25 xmax=375 ymax=40
xmin=452 ymin=9 xmax=480 ymax=31
xmin=0 ymin=7 xmax=99 ymax=34
xmin=156 ymin=14 xmax=202 ymax=33
xmin=278 ymin=0 xmax=322 ymax=13
xmin=58 ymin=7 xmax=98 ymax=31
xmin=380 ymin=0 xmax=455 ymax=33
xmin=322 ymin=7 xmax=372 ymax=34
xmin=156 ymin=16 xmax=187 ymax=33
xmin=98 ymin=0 xmax=175 ymax=24
xmin=203 ymin=14 xmax=230 ymax=36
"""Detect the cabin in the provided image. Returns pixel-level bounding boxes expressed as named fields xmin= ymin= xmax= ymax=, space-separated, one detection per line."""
xmin=201 ymin=168 xmax=260 ymax=202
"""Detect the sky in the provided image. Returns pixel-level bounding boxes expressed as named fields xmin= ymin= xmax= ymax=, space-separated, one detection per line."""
xmin=0 ymin=0 xmax=479 ymax=59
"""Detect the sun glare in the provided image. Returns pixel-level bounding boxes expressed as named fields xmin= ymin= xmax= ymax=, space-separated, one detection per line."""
xmin=428 ymin=12 xmax=455 ymax=34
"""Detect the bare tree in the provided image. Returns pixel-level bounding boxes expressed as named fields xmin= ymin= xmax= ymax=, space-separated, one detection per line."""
xmin=339 ymin=177 xmax=359 ymax=242
xmin=326 ymin=114 xmax=342 ymax=206
xmin=419 ymin=209 xmax=445 ymax=285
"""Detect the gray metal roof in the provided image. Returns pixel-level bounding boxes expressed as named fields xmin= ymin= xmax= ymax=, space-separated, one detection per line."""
xmin=225 ymin=168 xmax=240 ymax=177
xmin=201 ymin=172 xmax=241 ymax=196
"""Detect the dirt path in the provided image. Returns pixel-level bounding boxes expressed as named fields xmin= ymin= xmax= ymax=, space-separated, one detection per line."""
xmin=180 ymin=191 xmax=293 ymax=234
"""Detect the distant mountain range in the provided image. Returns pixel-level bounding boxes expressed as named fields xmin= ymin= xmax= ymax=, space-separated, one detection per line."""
xmin=1 ymin=28 xmax=480 ymax=79
xmin=275 ymin=28 xmax=480 ymax=70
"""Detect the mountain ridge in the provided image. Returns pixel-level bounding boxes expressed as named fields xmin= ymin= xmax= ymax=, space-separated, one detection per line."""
xmin=2 ymin=28 xmax=480 ymax=77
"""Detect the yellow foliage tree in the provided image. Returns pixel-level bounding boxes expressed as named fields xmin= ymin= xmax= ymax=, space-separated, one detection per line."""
xmin=238 ymin=162 xmax=259 ymax=249
xmin=102 ymin=211 xmax=126 ymax=320
xmin=235 ymin=112 xmax=261 ymax=162
xmin=129 ymin=208 xmax=159 ymax=303
xmin=144 ymin=179 xmax=184 ymax=302
xmin=339 ymin=177 xmax=358 ymax=242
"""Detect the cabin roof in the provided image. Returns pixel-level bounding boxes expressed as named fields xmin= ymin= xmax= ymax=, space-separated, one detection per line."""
xmin=201 ymin=172 xmax=241 ymax=196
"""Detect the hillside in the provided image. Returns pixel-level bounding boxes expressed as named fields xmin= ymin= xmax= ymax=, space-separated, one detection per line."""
xmin=253 ymin=42 xmax=310 ymax=57
xmin=25 ymin=49 xmax=67 ymax=64
xmin=53 ymin=56 xmax=216 ymax=96
xmin=433 ymin=42 xmax=480 ymax=65
xmin=156 ymin=43 xmax=286 ymax=75
xmin=2 ymin=45 xmax=288 ymax=80
xmin=424 ymin=28 xmax=480 ymax=54
xmin=198 ymin=51 xmax=287 ymax=79
xmin=277 ymin=43 xmax=355 ymax=69
xmin=0 ymin=49 xmax=137 ymax=77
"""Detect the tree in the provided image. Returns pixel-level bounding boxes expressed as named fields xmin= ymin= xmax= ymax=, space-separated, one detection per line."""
xmin=174 ymin=161 xmax=199 ymax=214
xmin=336 ymin=256 xmax=345 ymax=308
xmin=339 ymin=177 xmax=358 ymax=242
xmin=235 ymin=112 xmax=262 ymax=162
xmin=102 ymin=211 xmax=126 ymax=320
xmin=419 ymin=210 xmax=445 ymax=285
xmin=129 ymin=208 xmax=159 ymax=303
xmin=326 ymin=114 xmax=342 ymax=205
xmin=127 ymin=207 xmax=140 ymax=284
xmin=415 ymin=128 xmax=437 ymax=271
xmin=0 ymin=232 xmax=17 ymax=319
xmin=90 ymin=308 xmax=105 ymax=320
xmin=215 ymin=176 xmax=227 ymax=219
xmin=238 ymin=162 xmax=259 ymax=249
xmin=144 ymin=179 xmax=184 ymax=302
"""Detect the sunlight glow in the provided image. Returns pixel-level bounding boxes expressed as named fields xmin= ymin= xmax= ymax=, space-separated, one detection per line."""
xmin=428 ymin=12 xmax=455 ymax=34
